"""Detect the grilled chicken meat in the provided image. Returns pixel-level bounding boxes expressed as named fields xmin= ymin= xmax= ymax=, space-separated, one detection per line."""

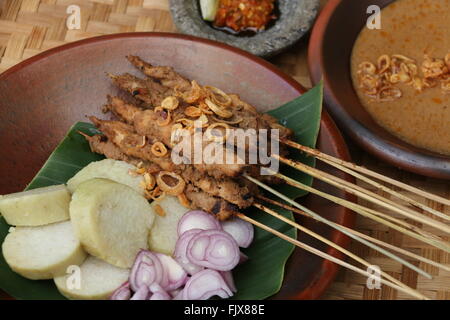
xmin=84 ymin=134 xmax=248 ymax=220
xmin=111 ymin=57 xmax=293 ymax=139
xmin=104 ymin=96 xmax=248 ymax=178
xmin=127 ymin=55 xmax=192 ymax=92
xmin=85 ymin=56 xmax=294 ymax=220
xmin=108 ymin=73 xmax=172 ymax=107
xmin=185 ymin=185 xmax=239 ymax=221
xmin=86 ymin=118 xmax=254 ymax=210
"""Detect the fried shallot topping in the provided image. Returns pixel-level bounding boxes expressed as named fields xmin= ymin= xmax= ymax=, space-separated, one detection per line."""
xmin=357 ymin=52 xmax=450 ymax=100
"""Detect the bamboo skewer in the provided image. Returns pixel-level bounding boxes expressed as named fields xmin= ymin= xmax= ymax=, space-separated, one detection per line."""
xmin=273 ymin=171 xmax=443 ymax=241
xmin=274 ymin=172 xmax=450 ymax=253
xmin=238 ymin=214 xmax=429 ymax=300
xmin=276 ymin=155 xmax=450 ymax=234
xmin=280 ymin=138 xmax=450 ymax=207
xmin=273 ymin=171 xmax=446 ymax=242
xmin=252 ymin=202 xmax=427 ymax=297
xmin=318 ymin=157 xmax=450 ymax=222
xmin=244 ymin=174 xmax=433 ymax=278
xmin=257 ymin=195 xmax=450 ymax=273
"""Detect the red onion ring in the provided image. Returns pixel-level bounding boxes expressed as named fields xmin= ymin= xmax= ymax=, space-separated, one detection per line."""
xmin=156 ymin=253 xmax=188 ymax=291
xmin=177 ymin=210 xmax=222 ymax=235
xmin=221 ymin=217 xmax=254 ymax=248
xmin=149 ymin=283 xmax=172 ymax=300
xmin=186 ymin=230 xmax=240 ymax=271
xmin=181 ymin=269 xmax=232 ymax=300
xmin=220 ymin=271 xmax=237 ymax=293
xmin=109 ymin=281 xmax=131 ymax=300
xmin=174 ymin=228 xmax=204 ymax=275
xmin=130 ymin=250 xmax=164 ymax=292
xmin=130 ymin=286 xmax=150 ymax=300
xmin=170 ymin=288 xmax=183 ymax=299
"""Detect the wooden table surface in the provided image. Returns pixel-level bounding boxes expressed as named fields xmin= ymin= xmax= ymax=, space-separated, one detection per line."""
xmin=0 ymin=0 xmax=449 ymax=300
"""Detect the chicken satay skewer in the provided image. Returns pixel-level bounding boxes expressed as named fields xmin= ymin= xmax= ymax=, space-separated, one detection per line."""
xmin=111 ymin=70 xmax=449 ymax=224
xmin=238 ymin=214 xmax=428 ymax=300
xmin=104 ymin=95 xmax=249 ymax=178
xmin=123 ymin=57 xmax=449 ymax=213
xmin=257 ymin=195 xmax=450 ymax=273
xmin=80 ymin=133 xmax=253 ymax=220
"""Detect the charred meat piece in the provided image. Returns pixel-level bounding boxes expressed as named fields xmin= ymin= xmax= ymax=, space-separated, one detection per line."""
xmin=127 ymin=55 xmax=192 ymax=92
xmin=82 ymin=127 xmax=253 ymax=208
xmin=84 ymin=133 xmax=162 ymax=172
xmin=124 ymin=56 xmax=293 ymax=139
xmin=181 ymin=166 xmax=253 ymax=208
xmin=82 ymin=134 xmax=243 ymax=220
xmin=185 ymin=184 xmax=239 ymax=221
xmin=105 ymin=96 xmax=249 ymax=179
xmin=108 ymin=73 xmax=172 ymax=107
xmin=89 ymin=116 xmax=178 ymax=172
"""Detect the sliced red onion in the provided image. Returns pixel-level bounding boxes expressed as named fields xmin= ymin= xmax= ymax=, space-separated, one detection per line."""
xmin=150 ymin=292 xmax=171 ymax=300
xmin=172 ymin=289 xmax=184 ymax=300
xmin=149 ymin=283 xmax=172 ymax=300
xmin=187 ymin=230 xmax=240 ymax=271
xmin=221 ymin=217 xmax=254 ymax=248
xmin=156 ymin=253 xmax=188 ymax=291
xmin=177 ymin=210 xmax=222 ymax=235
xmin=130 ymin=250 xmax=164 ymax=292
xmin=220 ymin=271 xmax=237 ymax=293
xmin=174 ymin=229 xmax=204 ymax=275
xmin=170 ymin=288 xmax=183 ymax=299
xmin=109 ymin=281 xmax=131 ymax=300
xmin=130 ymin=286 xmax=150 ymax=300
xmin=239 ymin=252 xmax=249 ymax=264
xmin=182 ymin=269 xmax=233 ymax=300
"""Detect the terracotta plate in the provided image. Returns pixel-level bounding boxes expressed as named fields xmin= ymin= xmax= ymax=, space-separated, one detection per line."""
xmin=308 ymin=0 xmax=450 ymax=179
xmin=0 ymin=33 xmax=354 ymax=300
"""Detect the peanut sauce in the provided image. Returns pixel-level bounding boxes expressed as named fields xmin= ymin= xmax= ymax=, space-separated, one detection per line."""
xmin=351 ymin=0 xmax=450 ymax=155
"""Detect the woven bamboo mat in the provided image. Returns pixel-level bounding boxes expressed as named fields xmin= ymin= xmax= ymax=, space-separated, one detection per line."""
xmin=0 ymin=0 xmax=449 ymax=300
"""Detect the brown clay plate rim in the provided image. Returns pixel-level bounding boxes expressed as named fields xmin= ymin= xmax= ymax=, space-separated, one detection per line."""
xmin=0 ymin=32 xmax=354 ymax=299
xmin=307 ymin=0 xmax=450 ymax=180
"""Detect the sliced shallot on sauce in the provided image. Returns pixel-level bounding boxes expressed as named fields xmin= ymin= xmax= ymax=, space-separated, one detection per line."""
xmin=130 ymin=250 xmax=164 ymax=292
xmin=174 ymin=228 xmax=205 ymax=275
xmin=156 ymin=253 xmax=188 ymax=291
xmin=177 ymin=210 xmax=222 ymax=235
xmin=110 ymin=281 xmax=131 ymax=300
xmin=181 ymin=269 xmax=233 ymax=300
xmin=130 ymin=285 xmax=150 ymax=300
xmin=186 ymin=229 xmax=240 ymax=271
xmin=221 ymin=217 xmax=254 ymax=248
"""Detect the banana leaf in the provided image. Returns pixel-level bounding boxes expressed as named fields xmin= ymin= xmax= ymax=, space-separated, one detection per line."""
xmin=0 ymin=82 xmax=323 ymax=300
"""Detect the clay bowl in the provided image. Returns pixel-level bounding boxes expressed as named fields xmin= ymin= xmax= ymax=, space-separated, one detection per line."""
xmin=0 ymin=33 xmax=354 ymax=299
xmin=308 ymin=0 xmax=450 ymax=179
